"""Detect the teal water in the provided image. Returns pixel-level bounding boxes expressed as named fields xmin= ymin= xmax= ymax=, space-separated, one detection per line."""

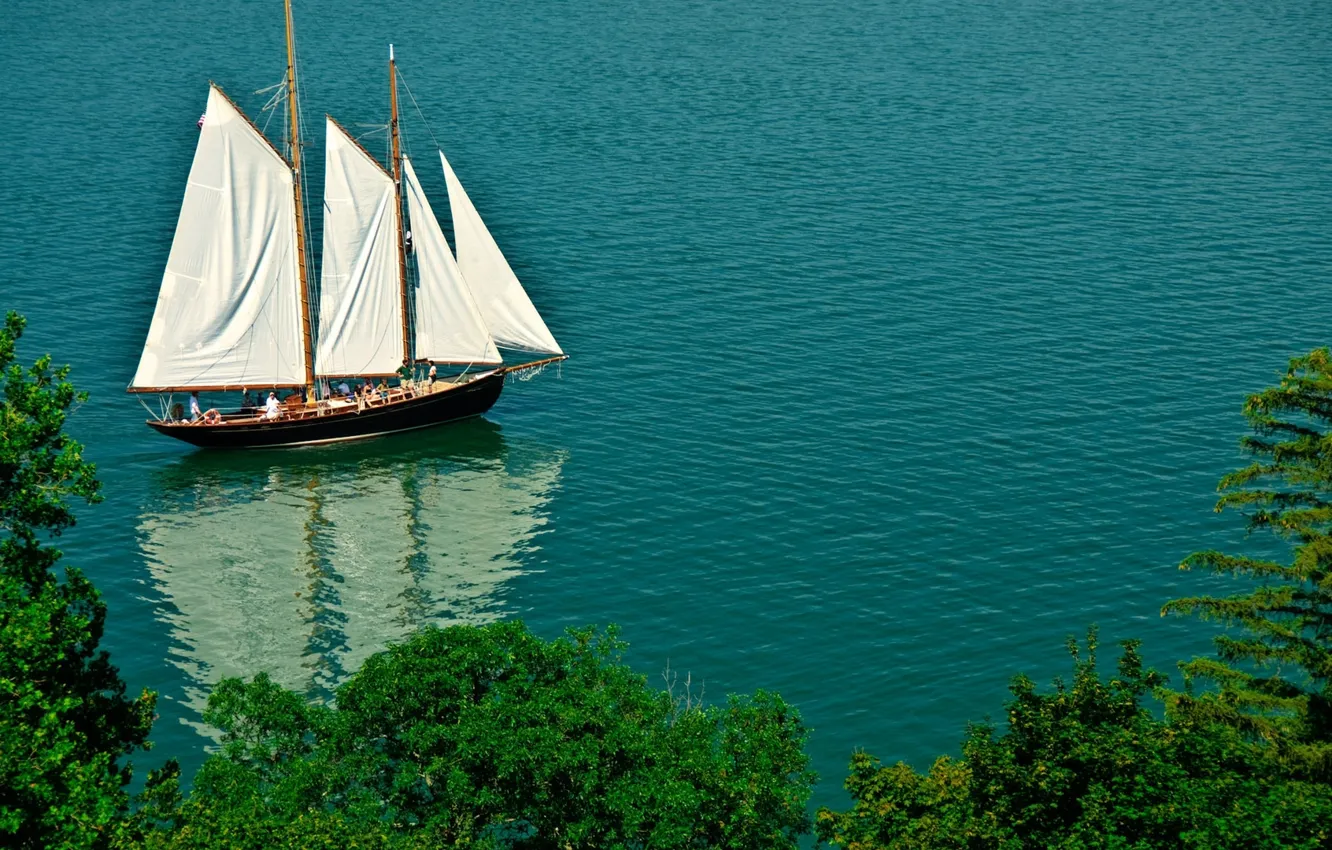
xmin=3 ymin=0 xmax=1331 ymax=809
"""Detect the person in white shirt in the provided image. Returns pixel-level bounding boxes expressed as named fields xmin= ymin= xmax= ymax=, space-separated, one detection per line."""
xmin=189 ymin=392 xmax=202 ymax=421
xmin=264 ymin=392 xmax=281 ymax=420
xmin=427 ymin=363 xmax=437 ymax=387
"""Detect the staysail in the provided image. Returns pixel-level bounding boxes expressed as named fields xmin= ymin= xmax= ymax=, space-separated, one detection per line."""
xmin=316 ymin=118 xmax=404 ymax=377
xmin=130 ymin=84 xmax=306 ymax=391
xmin=402 ymin=156 xmax=501 ymax=365
xmin=440 ymin=151 xmax=562 ymax=356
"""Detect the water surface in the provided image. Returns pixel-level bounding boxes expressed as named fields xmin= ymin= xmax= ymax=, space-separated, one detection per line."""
xmin=2 ymin=0 xmax=1331 ymax=807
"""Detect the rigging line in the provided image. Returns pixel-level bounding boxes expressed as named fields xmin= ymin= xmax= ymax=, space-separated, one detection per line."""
xmin=354 ymin=124 xmax=389 ymax=142
xmin=258 ymin=80 xmax=287 ymax=113
xmin=397 ymin=70 xmax=443 ymax=152
xmin=259 ymin=86 xmax=281 ymax=137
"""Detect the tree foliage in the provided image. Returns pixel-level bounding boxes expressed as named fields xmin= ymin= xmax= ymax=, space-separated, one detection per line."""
xmin=130 ymin=621 xmax=815 ymax=849
xmin=1164 ymin=348 xmax=1332 ymax=776
xmin=0 ymin=312 xmax=156 ymax=849
xmin=816 ymin=632 xmax=1332 ymax=849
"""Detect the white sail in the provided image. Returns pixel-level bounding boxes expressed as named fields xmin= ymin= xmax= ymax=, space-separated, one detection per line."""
xmin=131 ymin=85 xmax=306 ymax=390
xmin=440 ymin=151 xmax=563 ymax=356
xmin=402 ymin=156 xmax=501 ymax=365
xmin=316 ymin=118 xmax=404 ymax=377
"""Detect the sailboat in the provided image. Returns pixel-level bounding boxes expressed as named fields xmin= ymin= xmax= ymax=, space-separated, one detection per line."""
xmin=128 ymin=0 xmax=565 ymax=449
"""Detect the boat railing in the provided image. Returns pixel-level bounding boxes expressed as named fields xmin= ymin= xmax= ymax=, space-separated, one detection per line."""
xmin=158 ymin=377 xmax=453 ymax=426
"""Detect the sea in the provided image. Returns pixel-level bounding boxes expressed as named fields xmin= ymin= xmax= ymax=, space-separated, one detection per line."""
xmin=2 ymin=0 xmax=1330 ymax=812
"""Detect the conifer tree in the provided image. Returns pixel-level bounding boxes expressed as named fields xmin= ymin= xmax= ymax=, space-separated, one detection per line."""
xmin=1165 ymin=348 xmax=1332 ymax=776
xmin=0 ymin=312 xmax=156 ymax=849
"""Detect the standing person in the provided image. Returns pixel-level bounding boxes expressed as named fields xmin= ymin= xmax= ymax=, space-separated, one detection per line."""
xmin=189 ymin=392 xmax=202 ymax=421
xmin=397 ymin=359 xmax=413 ymax=383
xmin=264 ymin=391 xmax=281 ymax=420
xmin=427 ymin=363 xmax=437 ymax=387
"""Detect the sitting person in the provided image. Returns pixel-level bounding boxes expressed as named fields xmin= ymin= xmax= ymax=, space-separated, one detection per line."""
xmin=338 ymin=381 xmax=354 ymax=400
xmin=264 ymin=392 xmax=281 ymax=420
xmin=376 ymin=379 xmax=389 ymax=398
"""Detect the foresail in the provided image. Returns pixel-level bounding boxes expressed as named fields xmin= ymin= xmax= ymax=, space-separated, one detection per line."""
xmin=402 ymin=156 xmax=500 ymax=365
xmin=316 ymin=118 xmax=403 ymax=377
xmin=440 ymin=151 xmax=562 ymax=356
xmin=131 ymin=85 xmax=305 ymax=390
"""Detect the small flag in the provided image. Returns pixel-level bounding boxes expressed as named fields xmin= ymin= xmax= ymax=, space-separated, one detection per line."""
xmin=196 ymin=113 xmax=206 ymax=129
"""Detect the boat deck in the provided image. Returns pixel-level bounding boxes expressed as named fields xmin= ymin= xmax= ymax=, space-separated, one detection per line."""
xmin=175 ymin=377 xmax=482 ymax=428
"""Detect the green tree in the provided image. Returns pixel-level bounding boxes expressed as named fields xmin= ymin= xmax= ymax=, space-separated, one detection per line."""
xmin=0 ymin=311 xmax=156 ymax=848
xmin=1165 ymin=348 xmax=1332 ymax=776
xmin=132 ymin=621 xmax=814 ymax=850
xmin=815 ymin=632 xmax=1332 ymax=849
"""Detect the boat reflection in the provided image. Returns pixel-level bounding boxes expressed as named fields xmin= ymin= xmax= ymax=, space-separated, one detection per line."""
xmin=138 ymin=420 xmax=566 ymax=730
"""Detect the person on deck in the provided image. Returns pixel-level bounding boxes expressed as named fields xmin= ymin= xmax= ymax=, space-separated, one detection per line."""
xmin=264 ymin=392 xmax=281 ymax=420
xmin=189 ymin=392 xmax=202 ymax=422
xmin=338 ymin=381 xmax=353 ymax=400
xmin=427 ymin=363 xmax=437 ymax=387
xmin=397 ymin=359 xmax=413 ymax=383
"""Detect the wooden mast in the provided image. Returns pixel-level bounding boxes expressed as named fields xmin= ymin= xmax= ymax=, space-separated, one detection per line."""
xmin=286 ymin=0 xmax=315 ymax=394
xmin=389 ymin=44 xmax=412 ymax=367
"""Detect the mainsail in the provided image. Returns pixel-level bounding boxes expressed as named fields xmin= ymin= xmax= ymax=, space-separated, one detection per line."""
xmin=131 ymin=85 xmax=306 ymax=391
xmin=440 ymin=151 xmax=563 ymax=356
xmin=316 ymin=118 xmax=404 ymax=376
xmin=403 ymin=156 xmax=501 ymax=365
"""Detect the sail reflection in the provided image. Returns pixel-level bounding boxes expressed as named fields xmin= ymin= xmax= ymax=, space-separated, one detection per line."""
xmin=138 ymin=421 xmax=565 ymax=729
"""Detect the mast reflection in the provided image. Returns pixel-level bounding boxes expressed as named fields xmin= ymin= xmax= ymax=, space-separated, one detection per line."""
xmin=138 ymin=420 xmax=566 ymax=730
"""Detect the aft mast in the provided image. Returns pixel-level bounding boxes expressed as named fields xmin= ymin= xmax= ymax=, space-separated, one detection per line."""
xmin=389 ymin=44 xmax=412 ymax=366
xmin=285 ymin=0 xmax=315 ymax=393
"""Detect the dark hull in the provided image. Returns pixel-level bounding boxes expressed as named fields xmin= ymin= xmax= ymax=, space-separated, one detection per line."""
xmin=147 ymin=371 xmax=505 ymax=449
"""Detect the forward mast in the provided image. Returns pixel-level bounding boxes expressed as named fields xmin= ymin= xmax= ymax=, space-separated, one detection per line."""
xmin=284 ymin=0 xmax=315 ymax=393
xmin=389 ymin=44 xmax=412 ymax=366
